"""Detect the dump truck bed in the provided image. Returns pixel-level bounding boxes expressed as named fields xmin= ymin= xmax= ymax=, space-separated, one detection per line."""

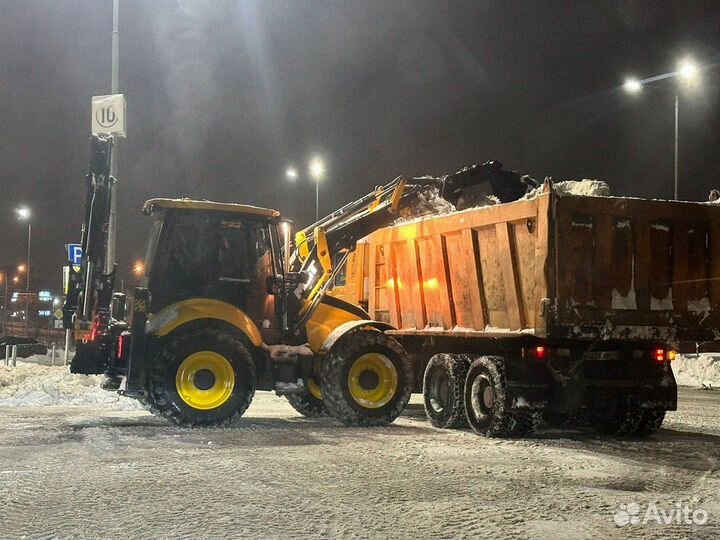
xmin=360 ymin=185 xmax=720 ymax=343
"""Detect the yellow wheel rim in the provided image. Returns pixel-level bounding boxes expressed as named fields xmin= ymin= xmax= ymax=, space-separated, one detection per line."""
xmin=347 ymin=353 xmax=397 ymax=409
xmin=307 ymin=377 xmax=323 ymax=400
xmin=175 ymin=351 xmax=235 ymax=410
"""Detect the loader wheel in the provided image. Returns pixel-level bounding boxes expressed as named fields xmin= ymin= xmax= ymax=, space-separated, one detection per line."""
xmin=320 ymin=330 xmax=412 ymax=427
xmin=285 ymin=377 xmax=328 ymax=417
xmin=464 ymin=356 xmax=540 ymax=437
xmin=146 ymin=328 xmax=256 ymax=426
xmin=589 ymin=390 xmax=643 ymax=436
xmin=423 ymin=353 xmax=470 ymax=429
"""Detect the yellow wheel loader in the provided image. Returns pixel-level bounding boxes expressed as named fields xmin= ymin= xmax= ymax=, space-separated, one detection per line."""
xmin=65 ymin=135 xmax=528 ymax=426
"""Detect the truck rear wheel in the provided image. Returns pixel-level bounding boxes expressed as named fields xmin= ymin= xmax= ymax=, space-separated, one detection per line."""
xmin=590 ymin=390 xmax=643 ymax=436
xmin=464 ymin=356 xmax=540 ymax=437
xmin=285 ymin=377 xmax=328 ymax=417
xmin=320 ymin=330 xmax=412 ymax=427
xmin=147 ymin=328 xmax=256 ymax=426
xmin=423 ymin=354 xmax=469 ymax=429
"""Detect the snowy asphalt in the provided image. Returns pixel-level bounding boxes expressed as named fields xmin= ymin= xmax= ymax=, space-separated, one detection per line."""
xmin=1 ymin=389 xmax=720 ymax=540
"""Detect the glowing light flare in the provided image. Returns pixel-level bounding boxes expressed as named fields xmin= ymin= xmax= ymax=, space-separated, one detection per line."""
xmin=678 ymin=59 xmax=698 ymax=81
xmin=15 ymin=207 xmax=30 ymax=220
xmin=424 ymin=277 xmax=439 ymax=290
xmin=17 ymin=264 xmax=26 ymax=273
xmin=308 ymin=158 xmax=325 ymax=181
xmin=132 ymin=260 xmax=145 ymax=277
xmin=285 ymin=167 xmax=298 ymax=180
xmin=12 ymin=276 xmax=19 ymax=283
xmin=623 ymin=78 xmax=642 ymax=93
xmin=386 ymin=277 xmax=403 ymax=290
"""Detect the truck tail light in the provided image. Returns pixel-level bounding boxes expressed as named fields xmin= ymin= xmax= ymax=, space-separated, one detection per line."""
xmin=117 ymin=334 xmax=125 ymax=360
xmin=653 ymin=348 xmax=676 ymax=362
xmin=90 ymin=320 xmax=100 ymax=342
xmin=524 ymin=344 xmax=551 ymax=360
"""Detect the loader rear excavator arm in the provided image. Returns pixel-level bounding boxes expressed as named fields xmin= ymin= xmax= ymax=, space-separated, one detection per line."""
xmin=63 ymin=135 xmax=121 ymax=374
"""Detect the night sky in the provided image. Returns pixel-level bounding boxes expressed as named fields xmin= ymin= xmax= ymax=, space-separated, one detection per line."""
xmin=1 ymin=0 xmax=719 ymax=289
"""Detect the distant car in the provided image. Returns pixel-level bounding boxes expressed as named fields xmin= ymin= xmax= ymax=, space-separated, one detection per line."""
xmin=0 ymin=336 xmax=47 ymax=358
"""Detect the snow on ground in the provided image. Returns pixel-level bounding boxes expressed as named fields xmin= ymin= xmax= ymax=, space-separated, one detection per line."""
xmin=0 ymin=357 xmax=141 ymax=410
xmin=672 ymin=354 xmax=720 ymax=389
xmin=0 ymin=389 xmax=719 ymax=540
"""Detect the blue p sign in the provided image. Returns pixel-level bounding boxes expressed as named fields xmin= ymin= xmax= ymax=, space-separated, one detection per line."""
xmin=67 ymin=244 xmax=83 ymax=265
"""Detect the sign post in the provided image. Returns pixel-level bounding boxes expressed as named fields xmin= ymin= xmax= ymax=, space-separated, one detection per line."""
xmin=91 ymin=91 xmax=126 ymax=276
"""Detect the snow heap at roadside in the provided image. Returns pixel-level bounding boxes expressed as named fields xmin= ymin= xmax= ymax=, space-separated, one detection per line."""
xmin=0 ymin=357 xmax=141 ymax=409
xmin=672 ymin=355 xmax=720 ymax=389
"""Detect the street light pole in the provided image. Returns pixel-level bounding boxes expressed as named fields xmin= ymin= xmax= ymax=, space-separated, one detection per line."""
xmin=315 ymin=181 xmax=319 ymax=221
xmin=106 ymin=0 xmax=120 ymax=275
xmin=674 ymin=92 xmax=679 ymax=201
xmin=623 ymin=59 xmax=701 ymax=201
xmin=308 ymin=157 xmax=325 ymax=222
xmin=25 ymin=222 xmax=31 ymax=335
xmin=1 ymin=269 xmax=8 ymax=333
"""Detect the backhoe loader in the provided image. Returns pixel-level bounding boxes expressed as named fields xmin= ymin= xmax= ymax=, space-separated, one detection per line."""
xmin=65 ymin=135 xmax=534 ymax=426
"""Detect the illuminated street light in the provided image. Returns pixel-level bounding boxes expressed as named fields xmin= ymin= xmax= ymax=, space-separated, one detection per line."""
xmin=622 ymin=58 xmax=708 ymax=200
xmin=309 ymin=158 xmax=325 ymax=181
xmin=133 ymin=260 xmax=145 ymax=277
xmin=285 ymin=167 xmax=298 ymax=180
xmin=623 ymin=78 xmax=642 ymax=93
xmin=678 ymin=59 xmax=698 ymax=81
xmin=12 ymin=276 xmax=18 ymax=283
xmin=15 ymin=206 xmax=31 ymax=335
xmin=309 ymin=157 xmax=326 ymax=221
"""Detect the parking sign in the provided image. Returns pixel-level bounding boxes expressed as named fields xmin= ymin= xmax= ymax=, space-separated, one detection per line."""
xmin=67 ymin=244 xmax=83 ymax=265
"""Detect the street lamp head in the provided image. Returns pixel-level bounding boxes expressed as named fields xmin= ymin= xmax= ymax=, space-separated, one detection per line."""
xmin=309 ymin=157 xmax=325 ymax=181
xmin=623 ymin=78 xmax=642 ymax=93
xmin=285 ymin=167 xmax=298 ymax=180
xmin=678 ymin=59 xmax=699 ymax=81
xmin=132 ymin=260 xmax=145 ymax=277
xmin=12 ymin=276 xmax=18 ymax=283
xmin=17 ymin=264 xmax=25 ymax=273
xmin=15 ymin=207 xmax=30 ymax=221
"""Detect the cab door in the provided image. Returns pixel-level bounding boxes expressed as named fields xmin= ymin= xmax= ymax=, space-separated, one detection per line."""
xmin=213 ymin=218 xmax=280 ymax=342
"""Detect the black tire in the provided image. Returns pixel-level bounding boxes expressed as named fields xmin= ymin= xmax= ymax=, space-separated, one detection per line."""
xmin=285 ymin=382 xmax=328 ymax=418
xmin=633 ymin=409 xmax=666 ymax=437
xmin=589 ymin=390 xmax=643 ymax=436
xmin=146 ymin=328 xmax=256 ymax=426
xmin=464 ymin=356 xmax=540 ymax=437
xmin=423 ymin=353 xmax=470 ymax=429
xmin=320 ymin=330 xmax=412 ymax=427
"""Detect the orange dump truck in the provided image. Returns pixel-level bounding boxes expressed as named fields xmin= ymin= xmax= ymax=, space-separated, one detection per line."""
xmin=330 ymin=182 xmax=720 ymax=437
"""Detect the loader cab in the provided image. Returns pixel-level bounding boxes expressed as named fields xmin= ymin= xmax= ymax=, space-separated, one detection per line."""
xmin=141 ymin=199 xmax=284 ymax=342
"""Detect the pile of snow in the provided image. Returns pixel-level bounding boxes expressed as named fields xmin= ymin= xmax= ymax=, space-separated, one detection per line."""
xmin=524 ymin=179 xmax=611 ymax=200
xmin=672 ymin=354 xmax=720 ymax=388
xmin=0 ymin=360 xmax=141 ymax=409
xmin=554 ymin=179 xmax=610 ymax=197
